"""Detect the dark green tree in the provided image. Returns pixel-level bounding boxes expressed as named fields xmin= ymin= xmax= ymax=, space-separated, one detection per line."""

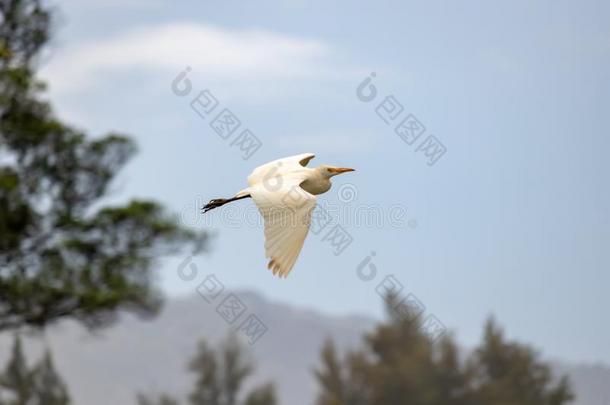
xmin=0 ymin=0 xmax=206 ymax=330
xmin=243 ymin=384 xmax=276 ymax=405
xmin=315 ymin=294 xmax=573 ymax=405
xmin=315 ymin=339 xmax=368 ymax=405
xmin=137 ymin=336 xmax=276 ymax=405
xmin=189 ymin=336 xmax=276 ymax=405
xmin=468 ymin=319 xmax=573 ymax=405
xmin=315 ymin=340 xmax=345 ymax=405
xmin=0 ymin=335 xmax=33 ymax=404
xmin=31 ymin=351 xmax=69 ymax=405
xmin=188 ymin=339 xmax=223 ymax=405
xmin=0 ymin=335 xmax=70 ymax=405
xmin=137 ymin=393 xmax=179 ymax=405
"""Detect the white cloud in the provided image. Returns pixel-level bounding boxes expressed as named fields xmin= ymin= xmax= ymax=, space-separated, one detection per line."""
xmin=41 ymin=22 xmax=346 ymax=93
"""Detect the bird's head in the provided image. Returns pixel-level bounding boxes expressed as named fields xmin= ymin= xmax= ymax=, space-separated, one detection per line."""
xmin=318 ymin=165 xmax=355 ymax=178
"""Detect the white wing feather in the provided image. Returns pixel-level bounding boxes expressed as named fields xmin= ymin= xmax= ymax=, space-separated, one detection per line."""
xmin=247 ymin=153 xmax=315 ymax=186
xmin=248 ymin=162 xmax=316 ymax=277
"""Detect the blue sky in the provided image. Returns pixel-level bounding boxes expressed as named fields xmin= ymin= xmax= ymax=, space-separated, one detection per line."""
xmin=42 ymin=0 xmax=609 ymax=364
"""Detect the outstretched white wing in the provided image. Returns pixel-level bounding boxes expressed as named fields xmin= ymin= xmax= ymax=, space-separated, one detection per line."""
xmin=249 ymin=174 xmax=316 ymax=278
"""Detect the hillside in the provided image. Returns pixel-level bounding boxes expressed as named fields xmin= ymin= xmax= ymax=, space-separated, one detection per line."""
xmin=1 ymin=291 xmax=607 ymax=405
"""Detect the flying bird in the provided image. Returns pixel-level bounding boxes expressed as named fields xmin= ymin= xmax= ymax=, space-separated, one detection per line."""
xmin=202 ymin=153 xmax=354 ymax=278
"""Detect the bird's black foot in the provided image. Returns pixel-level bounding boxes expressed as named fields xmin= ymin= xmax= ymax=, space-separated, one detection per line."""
xmin=201 ymin=198 xmax=228 ymax=213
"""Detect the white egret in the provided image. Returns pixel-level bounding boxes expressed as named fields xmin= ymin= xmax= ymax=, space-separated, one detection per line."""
xmin=202 ymin=153 xmax=354 ymax=278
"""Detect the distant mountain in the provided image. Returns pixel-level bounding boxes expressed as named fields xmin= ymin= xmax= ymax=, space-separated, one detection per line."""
xmin=0 ymin=291 xmax=608 ymax=405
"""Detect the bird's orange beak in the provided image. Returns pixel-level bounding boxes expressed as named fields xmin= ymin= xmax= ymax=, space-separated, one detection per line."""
xmin=328 ymin=167 xmax=355 ymax=174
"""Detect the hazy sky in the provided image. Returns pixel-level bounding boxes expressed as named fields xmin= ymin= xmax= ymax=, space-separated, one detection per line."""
xmin=41 ymin=0 xmax=609 ymax=364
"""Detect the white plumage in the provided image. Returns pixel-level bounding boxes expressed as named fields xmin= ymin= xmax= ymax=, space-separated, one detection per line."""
xmin=202 ymin=153 xmax=354 ymax=278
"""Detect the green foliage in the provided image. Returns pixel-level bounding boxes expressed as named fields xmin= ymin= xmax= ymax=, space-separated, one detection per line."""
xmin=137 ymin=393 xmax=180 ymax=405
xmin=0 ymin=335 xmax=32 ymax=404
xmin=243 ymin=384 xmax=276 ymax=405
xmin=0 ymin=334 xmax=70 ymax=405
xmin=137 ymin=336 xmax=276 ymax=405
xmin=188 ymin=335 xmax=275 ymax=405
xmin=315 ymin=295 xmax=574 ymax=405
xmin=468 ymin=318 xmax=573 ymax=405
xmin=315 ymin=339 xmax=368 ymax=405
xmin=0 ymin=0 xmax=207 ymax=330
xmin=30 ymin=351 xmax=70 ymax=405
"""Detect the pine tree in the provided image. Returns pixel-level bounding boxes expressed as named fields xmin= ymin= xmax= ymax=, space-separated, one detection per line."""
xmin=0 ymin=335 xmax=71 ymax=405
xmin=315 ymin=340 xmax=347 ymax=405
xmin=0 ymin=335 xmax=33 ymax=405
xmin=469 ymin=319 xmax=573 ymax=405
xmin=314 ymin=294 xmax=574 ymax=405
xmin=136 ymin=393 xmax=179 ymax=405
xmin=138 ymin=336 xmax=276 ymax=405
xmin=0 ymin=0 xmax=207 ymax=331
xmin=188 ymin=339 xmax=222 ymax=405
xmin=434 ymin=336 xmax=477 ymax=405
xmin=188 ymin=335 xmax=276 ymax=405
xmin=243 ymin=384 xmax=276 ymax=405
xmin=31 ymin=350 xmax=70 ymax=405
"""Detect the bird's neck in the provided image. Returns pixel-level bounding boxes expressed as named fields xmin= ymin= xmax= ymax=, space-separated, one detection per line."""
xmin=301 ymin=170 xmax=331 ymax=195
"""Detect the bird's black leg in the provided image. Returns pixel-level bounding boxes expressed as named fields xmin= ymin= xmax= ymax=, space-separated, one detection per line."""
xmin=201 ymin=198 xmax=228 ymax=213
xmin=201 ymin=194 xmax=251 ymax=214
